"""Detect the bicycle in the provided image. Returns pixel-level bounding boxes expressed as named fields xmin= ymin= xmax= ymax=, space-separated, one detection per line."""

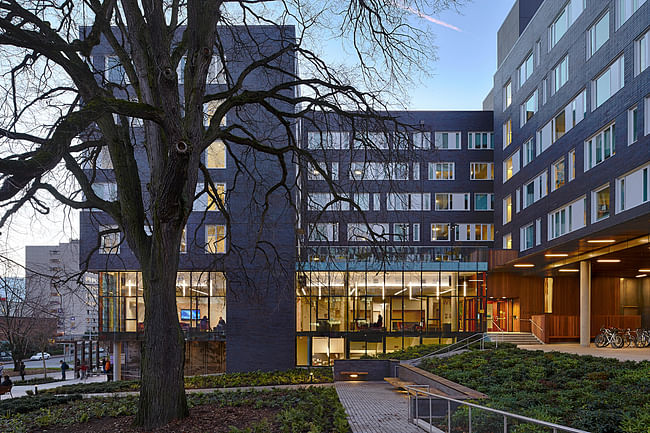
xmin=594 ymin=326 xmax=624 ymax=348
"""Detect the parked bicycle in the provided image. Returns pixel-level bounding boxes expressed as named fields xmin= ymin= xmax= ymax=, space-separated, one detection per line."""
xmin=595 ymin=326 xmax=650 ymax=349
xmin=594 ymin=327 xmax=623 ymax=348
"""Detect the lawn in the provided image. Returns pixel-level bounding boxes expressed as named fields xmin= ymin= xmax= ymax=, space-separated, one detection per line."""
xmin=0 ymin=388 xmax=349 ymax=432
xmin=420 ymin=346 xmax=650 ymax=433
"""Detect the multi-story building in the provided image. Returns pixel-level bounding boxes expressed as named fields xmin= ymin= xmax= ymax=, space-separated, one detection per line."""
xmin=25 ymin=241 xmax=98 ymax=338
xmin=491 ymin=0 xmax=650 ymax=343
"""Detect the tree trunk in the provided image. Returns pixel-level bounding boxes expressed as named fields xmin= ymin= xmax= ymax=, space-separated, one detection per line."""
xmin=135 ymin=224 xmax=188 ymax=429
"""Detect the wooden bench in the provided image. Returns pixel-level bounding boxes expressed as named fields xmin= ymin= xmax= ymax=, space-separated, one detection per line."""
xmin=340 ymin=371 xmax=368 ymax=379
xmin=0 ymin=385 xmax=13 ymax=398
xmin=384 ymin=377 xmax=454 ymax=398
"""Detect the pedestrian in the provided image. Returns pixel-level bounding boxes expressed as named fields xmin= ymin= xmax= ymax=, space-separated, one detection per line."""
xmin=104 ymin=358 xmax=112 ymax=382
xmin=75 ymin=357 xmax=80 ymax=379
xmin=19 ymin=361 xmax=25 ymax=381
xmin=1 ymin=375 xmax=12 ymax=386
xmin=80 ymin=362 xmax=88 ymax=380
xmin=60 ymin=360 xmax=69 ymax=380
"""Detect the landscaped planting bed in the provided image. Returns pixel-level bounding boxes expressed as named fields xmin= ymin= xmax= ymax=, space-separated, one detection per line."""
xmin=0 ymin=388 xmax=349 ymax=432
xmin=41 ymin=368 xmax=333 ymax=395
xmin=363 ymin=343 xmax=449 ymax=360
xmin=420 ymin=346 xmax=650 ymax=433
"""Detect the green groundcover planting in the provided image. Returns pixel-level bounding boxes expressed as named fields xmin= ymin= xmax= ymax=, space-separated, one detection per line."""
xmin=40 ymin=368 xmax=332 ymax=395
xmin=0 ymin=388 xmax=349 ymax=433
xmin=420 ymin=346 xmax=650 ymax=433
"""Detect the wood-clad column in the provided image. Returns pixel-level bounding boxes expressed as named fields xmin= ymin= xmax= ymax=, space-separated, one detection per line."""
xmin=580 ymin=261 xmax=591 ymax=347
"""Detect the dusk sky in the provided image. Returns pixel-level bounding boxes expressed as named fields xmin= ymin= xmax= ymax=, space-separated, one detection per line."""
xmin=2 ymin=0 xmax=516 ymax=269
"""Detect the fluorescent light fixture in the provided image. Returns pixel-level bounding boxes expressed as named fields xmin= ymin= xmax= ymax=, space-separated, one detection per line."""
xmin=468 ymin=279 xmax=483 ymax=282
xmin=597 ymin=259 xmax=620 ymax=263
xmin=395 ymin=288 xmax=406 ymax=295
xmin=636 ymin=274 xmax=647 ymax=278
xmin=545 ymin=253 xmax=568 ymax=257
xmin=587 ymin=239 xmax=615 ymax=243
xmin=514 ymin=263 xmax=534 ymax=268
xmin=349 ymin=374 xmax=358 ymax=378
xmin=639 ymin=269 xmax=650 ymax=273
xmin=558 ymin=269 xmax=579 ymax=272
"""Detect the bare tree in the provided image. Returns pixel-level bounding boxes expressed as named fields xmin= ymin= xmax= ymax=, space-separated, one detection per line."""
xmin=0 ymin=0 xmax=462 ymax=428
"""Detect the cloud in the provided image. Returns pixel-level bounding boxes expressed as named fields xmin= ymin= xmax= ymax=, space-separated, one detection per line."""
xmin=398 ymin=3 xmax=462 ymax=32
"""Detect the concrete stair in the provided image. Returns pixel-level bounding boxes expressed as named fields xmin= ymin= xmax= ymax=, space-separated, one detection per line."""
xmin=486 ymin=332 xmax=543 ymax=345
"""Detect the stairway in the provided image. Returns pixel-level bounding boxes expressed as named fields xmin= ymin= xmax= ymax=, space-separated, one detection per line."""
xmin=486 ymin=332 xmax=543 ymax=345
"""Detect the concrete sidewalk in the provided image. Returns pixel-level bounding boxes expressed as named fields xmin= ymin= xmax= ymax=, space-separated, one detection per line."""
xmin=2 ymin=374 xmax=108 ymax=399
xmin=518 ymin=343 xmax=650 ymax=362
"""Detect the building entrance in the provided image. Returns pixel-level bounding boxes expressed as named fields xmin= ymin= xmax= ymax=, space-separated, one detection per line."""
xmin=487 ymin=298 xmax=520 ymax=332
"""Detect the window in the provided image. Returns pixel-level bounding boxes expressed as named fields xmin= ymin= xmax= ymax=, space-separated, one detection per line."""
xmin=206 ymin=183 xmax=226 ymax=211
xmin=373 ymin=193 xmax=381 ymax=211
xmin=387 ymin=193 xmax=431 ymax=211
xmin=568 ymin=149 xmax=576 ymax=181
xmin=647 ymin=97 xmax=650 ymax=136
xmin=521 ymin=92 xmax=537 ymax=126
xmin=347 ymin=223 xmax=389 ymax=241
xmin=180 ymin=227 xmax=187 ymax=253
xmin=393 ymin=223 xmax=409 ymax=242
xmin=535 ymin=40 xmax=542 ymax=66
xmin=593 ymin=56 xmax=624 ymax=109
xmin=413 ymin=224 xmax=420 ymax=242
xmin=518 ymin=52 xmax=534 ymax=86
xmin=542 ymin=89 xmax=586 ymax=147
xmin=523 ymin=171 xmax=548 ymax=208
xmin=177 ymin=56 xmax=186 ymax=83
xmin=474 ymin=193 xmax=494 ymax=211
xmin=503 ymin=150 xmax=520 ymax=182
xmin=412 ymin=132 xmax=431 ymax=149
xmin=541 ymin=77 xmax=548 ymax=105
xmin=92 ymin=183 xmax=118 ymax=201
xmin=205 ymin=225 xmax=226 ymax=253
xmin=100 ymin=226 xmax=120 ymax=254
xmin=206 ymin=140 xmax=226 ymax=168
xmin=307 ymin=131 xmax=349 ymax=149
xmin=455 ymin=224 xmax=494 ymax=241
xmin=431 ymin=224 xmax=449 ymax=241
xmin=503 ymin=119 xmax=512 ymax=149
xmin=549 ymin=0 xmax=584 ymax=49
xmin=207 ymin=55 xmax=226 ymax=84
xmin=468 ymin=132 xmax=494 ymax=149
xmin=548 ymin=196 xmax=586 ymax=240
xmin=520 ymin=224 xmax=534 ymax=251
xmin=428 ymin=162 xmax=455 ymax=180
xmin=434 ymin=132 xmax=461 ymax=149
xmin=552 ymin=55 xmax=569 ymax=93
xmin=434 ymin=193 xmax=470 ymax=211
xmin=503 ymin=81 xmax=512 ymax=109
xmin=588 ymin=12 xmax=609 ymax=58
xmin=536 ymin=218 xmax=542 ymax=246
xmin=362 ymin=132 xmax=390 ymax=149
xmin=413 ymin=163 xmax=420 ymax=180
xmin=204 ymin=99 xmax=227 ymax=128
xmin=616 ymin=0 xmax=647 ymax=28
xmin=617 ymin=163 xmax=650 ymax=212
xmin=635 ymin=30 xmax=649 ymax=75
xmin=584 ymin=123 xmax=616 ymax=171
xmin=523 ymin=138 xmax=535 ymax=167
xmin=105 ymin=56 xmax=126 ymax=84
xmin=516 ymin=188 xmax=521 ymax=213
xmin=503 ymin=233 xmax=512 ymax=249
xmin=470 ymin=162 xmax=494 ymax=180
xmin=503 ymin=195 xmax=512 ymax=224
xmin=551 ymin=157 xmax=566 ymax=191
xmin=308 ymin=223 xmax=339 ymax=242
xmin=353 ymin=193 xmax=370 ymax=211
xmin=628 ymin=105 xmax=640 ymax=144
xmin=349 ymin=162 xmax=409 ymax=180
xmin=307 ymin=193 xmax=349 ymax=211
xmin=593 ymin=185 xmax=611 ymax=222
xmin=308 ymin=162 xmax=338 ymax=181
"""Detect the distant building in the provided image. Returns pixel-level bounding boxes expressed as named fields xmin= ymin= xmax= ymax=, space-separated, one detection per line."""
xmin=25 ymin=240 xmax=98 ymax=338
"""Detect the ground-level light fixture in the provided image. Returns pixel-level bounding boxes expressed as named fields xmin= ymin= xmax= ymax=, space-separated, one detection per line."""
xmin=514 ymin=263 xmax=535 ymax=268
xmin=587 ymin=239 xmax=616 ymax=244
xmin=636 ymin=274 xmax=647 ymax=278
xmin=558 ymin=269 xmax=579 ymax=272
xmin=597 ymin=259 xmax=621 ymax=263
xmin=545 ymin=253 xmax=569 ymax=257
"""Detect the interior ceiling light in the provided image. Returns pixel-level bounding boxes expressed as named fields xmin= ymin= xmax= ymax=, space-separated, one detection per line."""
xmin=639 ymin=269 xmax=650 ymax=273
xmin=636 ymin=274 xmax=648 ymax=278
xmin=597 ymin=259 xmax=621 ymax=263
xmin=587 ymin=239 xmax=615 ymax=243
xmin=514 ymin=263 xmax=534 ymax=268
xmin=545 ymin=253 xmax=569 ymax=257
xmin=558 ymin=269 xmax=579 ymax=272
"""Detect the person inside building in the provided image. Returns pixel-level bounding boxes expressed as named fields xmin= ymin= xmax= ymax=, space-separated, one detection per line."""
xmin=216 ymin=316 xmax=226 ymax=335
xmin=1 ymin=375 xmax=11 ymax=387
xmin=375 ymin=313 xmax=383 ymax=329
xmin=200 ymin=315 xmax=209 ymax=331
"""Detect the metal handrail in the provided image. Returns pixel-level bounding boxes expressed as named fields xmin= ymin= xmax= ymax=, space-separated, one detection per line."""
xmin=407 ymin=333 xmax=487 ymax=364
xmin=406 ymin=385 xmax=590 ymax=433
xmin=488 ymin=319 xmax=505 ymax=349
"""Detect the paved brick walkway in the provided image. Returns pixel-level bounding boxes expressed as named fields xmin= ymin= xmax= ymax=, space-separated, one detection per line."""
xmin=335 ymin=381 xmax=422 ymax=433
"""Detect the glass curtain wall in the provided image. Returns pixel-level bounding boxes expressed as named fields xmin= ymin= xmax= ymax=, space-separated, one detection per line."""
xmin=99 ymin=271 xmax=226 ymax=333
xmin=296 ymin=268 xmax=486 ymax=365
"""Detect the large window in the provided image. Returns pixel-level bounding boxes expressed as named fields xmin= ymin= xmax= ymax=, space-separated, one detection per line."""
xmin=92 ymin=183 xmax=118 ymax=201
xmin=353 ymin=193 xmax=370 ymax=211
xmin=551 ymin=157 xmax=566 ymax=191
xmin=518 ymin=52 xmax=534 ymax=87
xmin=468 ymin=132 xmax=494 ymax=149
xmin=593 ymin=56 xmax=624 ymax=109
xmin=592 ymin=185 xmax=611 ymax=222
xmin=349 ymin=162 xmax=409 ymax=181
xmin=587 ymin=12 xmax=609 ymax=58
xmin=503 ymin=233 xmax=512 ymax=249
xmin=431 ymin=224 xmax=449 ymax=241
xmin=434 ymin=132 xmax=461 ymax=149
xmin=428 ymin=162 xmax=455 ymax=180
xmin=205 ymin=225 xmax=226 ymax=253
xmin=584 ymin=123 xmax=616 ymax=171
xmin=523 ymin=171 xmax=548 ymax=208
xmin=552 ymin=55 xmax=569 ymax=93
xmin=503 ymin=81 xmax=512 ymax=109
xmin=348 ymin=223 xmax=389 ymax=241
xmin=549 ymin=0 xmax=584 ymax=49
xmin=568 ymin=149 xmax=576 ymax=181
xmin=628 ymin=105 xmax=640 ymax=145
xmin=503 ymin=195 xmax=512 ymax=224
xmin=308 ymin=223 xmax=339 ymax=242
xmin=307 ymin=131 xmax=349 ymax=149
xmin=548 ymin=196 xmax=586 ymax=240
xmin=520 ymin=92 xmax=537 ymax=126
xmin=100 ymin=226 xmax=120 ymax=254
xmin=635 ymin=30 xmax=649 ymax=76
xmin=434 ymin=193 xmax=470 ymax=211
xmin=307 ymin=193 xmax=349 ymax=211
xmin=206 ymin=140 xmax=226 ymax=169
xmin=523 ymin=138 xmax=535 ymax=167
xmin=393 ymin=223 xmax=409 ymax=242
xmin=308 ymin=162 xmax=339 ymax=181
xmin=412 ymin=132 xmax=432 ymax=149
xmin=470 ymin=162 xmax=494 ymax=180
xmin=204 ymin=99 xmax=227 ymax=128
xmin=503 ymin=119 xmax=512 ymax=149
xmin=503 ymin=149 xmax=520 ymax=182
xmin=616 ymin=0 xmax=647 ymax=28
xmin=474 ymin=193 xmax=494 ymax=211
xmin=386 ymin=193 xmax=431 ymax=211
xmin=105 ymin=56 xmax=126 ymax=84
xmin=617 ymin=164 xmax=650 ymax=213
xmin=520 ymin=223 xmax=534 ymax=251
xmin=455 ymin=224 xmax=494 ymax=241
xmin=539 ymin=90 xmax=586 ymax=151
